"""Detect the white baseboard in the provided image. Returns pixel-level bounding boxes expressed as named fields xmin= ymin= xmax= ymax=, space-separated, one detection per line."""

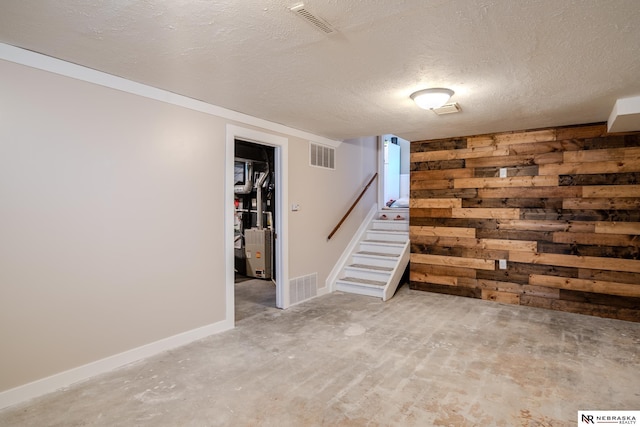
xmin=0 ymin=319 xmax=233 ymax=410
xmin=325 ymin=203 xmax=379 ymax=291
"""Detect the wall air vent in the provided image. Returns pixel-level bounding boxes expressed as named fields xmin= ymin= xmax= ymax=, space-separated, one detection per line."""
xmin=310 ymin=142 xmax=335 ymax=170
xmin=433 ymin=102 xmax=461 ymax=115
xmin=289 ymin=273 xmax=318 ymax=305
xmin=290 ymin=3 xmax=336 ymax=34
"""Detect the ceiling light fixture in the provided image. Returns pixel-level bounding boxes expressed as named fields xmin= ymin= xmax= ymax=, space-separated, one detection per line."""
xmin=410 ymin=88 xmax=454 ymax=110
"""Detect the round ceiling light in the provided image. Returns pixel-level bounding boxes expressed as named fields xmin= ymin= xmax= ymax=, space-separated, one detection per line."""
xmin=410 ymin=88 xmax=454 ymax=110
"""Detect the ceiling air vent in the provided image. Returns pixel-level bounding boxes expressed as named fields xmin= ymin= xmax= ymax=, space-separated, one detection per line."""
xmin=310 ymin=142 xmax=335 ymax=170
xmin=290 ymin=3 xmax=336 ymax=34
xmin=433 ymin=102 xmax=461 ymax=115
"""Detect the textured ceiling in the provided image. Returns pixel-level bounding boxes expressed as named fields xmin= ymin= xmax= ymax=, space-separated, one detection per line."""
xmin=1 ymin=0 xmax=639 ymax=142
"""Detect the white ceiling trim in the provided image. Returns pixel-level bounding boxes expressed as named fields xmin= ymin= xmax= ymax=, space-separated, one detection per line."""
xmin=0 ymin=43 xmax=342 ymax=148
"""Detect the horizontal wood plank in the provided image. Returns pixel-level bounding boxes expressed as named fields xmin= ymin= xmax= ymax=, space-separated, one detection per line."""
xmin=451 ymin=208 xmax=520 ymax=219
xmin=411 ymin=253 xmax=496 ymax=270
xmin=497 ymin=220 xmax=595 ymax=233
xmin=467 ymin=129 xmax=556 ymax=148
xmin=562 ymin=198 xmax=640 ymax=210
xmin=411 ymin=146 xmax=508 ymax=162
xmin=410 ymin=198 xmax=462 ymax=208
xmin=409 ymin=271 xmax=458 ymax=286
xmin=595 ymin=222 xmax=640 ymax=235
xmin=410 ymin=168 xmax=473 ymax=180
xmin=409 ymin=225 xmax=476 ymax=238
xmin=529 ymin=274 xmax=640 ymax=297
xmin=564 ymin=146 xmax=640 ymax=163
xmin=552 ymin=232 xmax=640 ymax=247
xmin=454 ymin=176 xmax=557 ymax=189
xmin=539 ymin=159 xmax=640 ymax=175
xmin=477 ymin=186 xmax=582 ymax=199
xmin=508 ymin=251 xmax=640 ymax=273
xmin=481 ymin=289 xmax=521 ymax=304
xmin=582 ymin=185 xmax=640 ymax=198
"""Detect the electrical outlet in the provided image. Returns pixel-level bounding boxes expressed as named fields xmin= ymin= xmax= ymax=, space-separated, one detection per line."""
xmin=291 ymin=203 xmax=300 ymax=211
xmin=499 ymin=168 xmax=507 ymax=178
xmin=499 ymin=259 xmax=507 ymax=269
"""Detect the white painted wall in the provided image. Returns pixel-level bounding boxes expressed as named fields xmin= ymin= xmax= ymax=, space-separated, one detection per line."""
xmin=0 ymin=49 xmax=378 ymax=406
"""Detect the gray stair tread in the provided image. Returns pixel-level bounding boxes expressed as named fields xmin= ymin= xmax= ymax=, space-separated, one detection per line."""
xmin=348 ymin=264 xmax=393 ymax=272
xmin=355 ymin=251 xmax=400 ymax=258
xmin=369 ymin=228 xmax=409 ymax=233
xmin=338 ymin=277 xmax=386 ymax=287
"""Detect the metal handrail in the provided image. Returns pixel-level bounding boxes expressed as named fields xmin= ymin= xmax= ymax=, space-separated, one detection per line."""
xmin=327 ymin=173 xmax=378 ymax=240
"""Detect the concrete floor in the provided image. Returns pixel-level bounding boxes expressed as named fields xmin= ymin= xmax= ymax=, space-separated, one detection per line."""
xmin=1 ymin=282 xmax=639 ymax=426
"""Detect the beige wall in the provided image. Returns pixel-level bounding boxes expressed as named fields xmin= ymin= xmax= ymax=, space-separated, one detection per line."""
xmin=0 ymin=57 xmax=378 ymax=395
xmin=288 ymin=136 xmax=378 ymax=284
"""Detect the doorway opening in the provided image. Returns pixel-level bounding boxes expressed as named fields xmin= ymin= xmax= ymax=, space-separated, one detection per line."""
xmin=225 ymin=124 xmax=289 ymax=324
xmin=234 ymin=139 xmax=277 ymax=321
xmin=380 ymin=134 xmax=410 ymax=210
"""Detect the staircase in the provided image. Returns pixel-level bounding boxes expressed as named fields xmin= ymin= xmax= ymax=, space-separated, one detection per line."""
xmin=334 ymin=210 xmax=410 ymax=301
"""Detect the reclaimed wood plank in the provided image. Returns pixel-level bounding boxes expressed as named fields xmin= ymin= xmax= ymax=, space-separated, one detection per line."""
xmin=411 ymin=179 xmax=453 ymax=190
xmin=411 ymin=168 xmax=473 ymax=180
xmin=555 ymin=124 xmax=607 ymax=140
xmin=411 ymin=146 xmax=509 ymax=162
xmin=409 ymin=270 xmax=458 ymax=286
xmin=411 ymin=138 xmax=467 ymax=152
xmin=539 ymin=159 xmax=640 ymax=175
xmin=595 ymin=222 xmax=640 ymax=235
xmin=564 ymin=146 xmax=640 ymax=163
xmin=451 ymin=208 xmax=520 ymax=219
xmin=454 ymin=175 xmax=558 ymax=189
xmin=497 ymin=219 xmax=596 ymax=233
xmin=466 ymin=152 xmax=562 ymax=168
xmin=582 ymin=184 xmax=640 ymax=198
xmin=482 ymin=289 xmax=521 ymax=304
xmin=477 ymin=186 xmax=582 ymax=199
xmin=522 ymin=284 xmax=560 ymax=299
xmin=552 ymin=232 xmax=640 ymax=247
xmin=409 ymin=282 xmax=482 ymax=298
xmin=578 ymin=269 xmax=640 ymax=285
xmin=467 ymin=129 xmax=556 ymax=148
xmin=411 ymin=189 xmax=477 ymax=199
xmin=559 ymin=172 xmax=640 ymax=186
xmin=463 ymin=198 xmax=562 ymax=209
xmin=410 ymin=253 xmax=495 ymax=270
xmin=477 ymin=279 xmax=523 ymax=294
xmin=409 ymin=208 xmax=452 ymax=218
xmin=562 ymin=198 xmax=640 ymax=210
xmin=409 ymin=225 xmax=476 ymax=238
xmin=508 ymin=252 xmax=640 ymax=273
xmin=529 ymin=274 xmax=640 ymax=297
xmin=410 ymin=198 xmax=462 ymax=208
xmin=411 ymin=262 xmax=477 ymax=279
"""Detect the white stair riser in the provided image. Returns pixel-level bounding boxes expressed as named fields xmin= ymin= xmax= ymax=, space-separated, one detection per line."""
xmin=343 ymin=267 xmax=392 ymax=282
xmin=359 ymin=242 xmax=404 ymax=255
xmin=365 ymin=231 xmax=408 ymax=242
xmin=351 ymin=254 xmax=398 ymax=268
xmin=371 ymin=220 xmax=409 ymax=231
xmin=336 ymin=282 xmax=384 ymax=298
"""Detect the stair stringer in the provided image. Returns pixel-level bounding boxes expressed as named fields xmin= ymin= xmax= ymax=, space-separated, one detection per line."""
xmin=382 ymin=239 xmax=410 ymax=301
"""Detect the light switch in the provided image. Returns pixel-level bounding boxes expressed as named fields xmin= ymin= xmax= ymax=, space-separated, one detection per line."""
xmin=499 ymin=259 xmax=507 ymax=269
xmin=499 ymin=168 xmax=507 ymax=178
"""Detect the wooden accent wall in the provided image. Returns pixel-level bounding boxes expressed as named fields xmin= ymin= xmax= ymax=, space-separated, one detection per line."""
xmin=409 ymin=123 xmax=640 ymax=322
